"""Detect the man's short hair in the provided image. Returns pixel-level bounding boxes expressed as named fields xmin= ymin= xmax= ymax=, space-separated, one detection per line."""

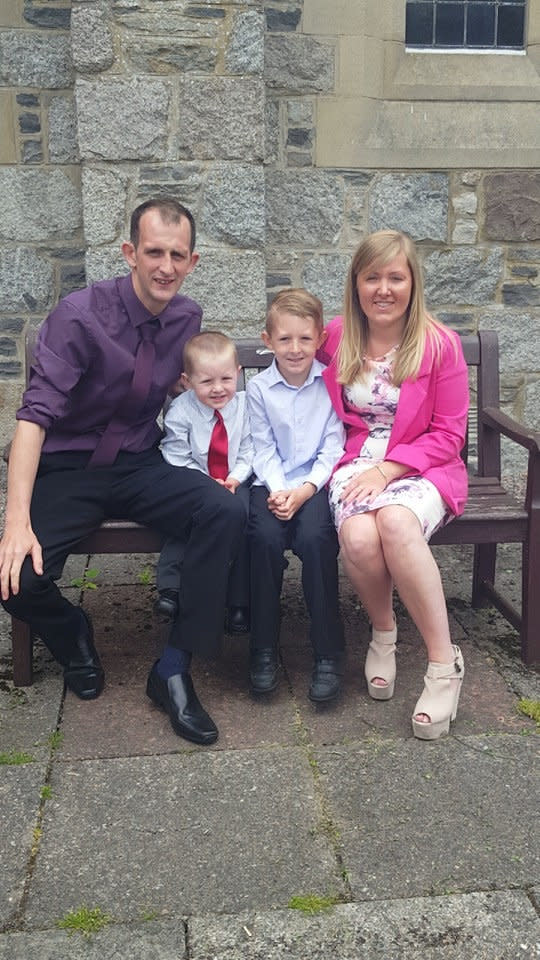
xmin=266 ymin=288 xmax=324 ymax=334
xmin=183 ymin=331 xmax=238 ymax=377
xmin=130 ymin=198 xmax=197 ymax=253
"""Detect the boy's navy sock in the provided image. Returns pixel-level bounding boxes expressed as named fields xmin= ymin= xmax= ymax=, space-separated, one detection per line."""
xmin=157 ymin=645 xmax=192 ymax=680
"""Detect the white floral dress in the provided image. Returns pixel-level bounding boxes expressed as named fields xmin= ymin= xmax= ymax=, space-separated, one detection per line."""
xmin=329 ymin=349 xmax=453 ymax=541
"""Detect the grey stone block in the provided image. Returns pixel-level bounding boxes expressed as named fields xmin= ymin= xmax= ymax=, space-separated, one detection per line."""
xmin=48 ymin=96 xmax=79 ymax=164
xmin=370 ymin=173 xmax=449 ymax=242
xmin=485 ymin=172 xmax=540 ymax=242
xmin=178 ymin=77 xmax=264 ymax=161
xmin=0 ymin=248 xmax=54 ymax=313
xmin=71 ymin=1 xmax=114 ymax=73
xmin=124 ymin=37 xmax=218 ymax=74
xmin=0 ymin=169 xmax=82 ymax=242
xmin=316 ymin=735 xmax=539 ymax=900
xmin=0 ymin=31 xmax=73 ymax=88
xmin=266 ymin=171 xmax=344 ymax=246
xmin=85 ymin=247 xmax=128 ymax=286
xmin=188 ymin=892 xmax=540 ymax=959
xmin=82 ymin=168 xmax=127 ymax=245
xmin=424 ymin=247 xmax=504 ymax=306
xmin=182 ymin=249 xmax=266 ymax=333
xmin=226 ymin=11 xmax=265 ymax=74
xmin=25 ymin=750 xmax=341 ymax=922
xmin=265 ymin=35 xmax=334 ymax=93
xmin=478 ymin=308 xmax=540 ymax=374
xmin=76 ymin=78 xmax=172 ymax=161
xmin=200 ymin=163 xmax=265 ymax=247
xmin=0 ymin=763 xmax=47 ymax=926
xmin=302 ymin=253 xmax=350 ymax=318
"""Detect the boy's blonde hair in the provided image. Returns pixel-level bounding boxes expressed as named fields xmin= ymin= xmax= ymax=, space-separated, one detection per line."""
xmin=183 ymin=331 xmax=238 ymax=376
xmin=338 ymin=230 xmax=446 ymax=387
xmin=266 ymin=288 xmax=324 ymax=334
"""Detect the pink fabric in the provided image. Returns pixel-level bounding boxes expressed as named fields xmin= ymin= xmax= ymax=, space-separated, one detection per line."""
xmin=319 ymin=316 xmax=469 ymax=516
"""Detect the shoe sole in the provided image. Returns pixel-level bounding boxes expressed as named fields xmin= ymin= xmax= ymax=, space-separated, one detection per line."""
xmin=308 ymin=688 xmax=340 ymax=703
xmin=146 ymin=676 xmax=218 ymax=745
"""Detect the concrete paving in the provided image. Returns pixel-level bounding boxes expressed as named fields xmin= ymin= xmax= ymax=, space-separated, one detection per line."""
xmin=0 ymin=542 xmax=539 ymax=958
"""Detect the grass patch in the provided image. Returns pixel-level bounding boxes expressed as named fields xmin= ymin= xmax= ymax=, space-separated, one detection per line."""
xmin=288 ymin=894 xmax=340 ymax=915
xmin=0 ymin=750 xmax=34 ymax=765
xmin=71 ymin=567 xmax=99 ymax=591
xmin=40 ymin=785 xmax=52 ymax=800
xmin=517 ymin=698 xmax=540 ymax=726
xmin=138 ymin=566 xmax=154 ymax=585
xmin=48 ymin=730 xmax=64 ymax=752
xmin=57 ymin=906 xmax=111 ymax=939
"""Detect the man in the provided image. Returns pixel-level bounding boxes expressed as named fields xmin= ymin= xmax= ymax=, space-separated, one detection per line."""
xmin=0 ymin=197 xmax=245 ymax=746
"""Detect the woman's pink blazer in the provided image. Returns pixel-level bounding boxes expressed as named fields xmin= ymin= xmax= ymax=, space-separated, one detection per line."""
xmin=319 ymin=316 xmax=469 ymax=515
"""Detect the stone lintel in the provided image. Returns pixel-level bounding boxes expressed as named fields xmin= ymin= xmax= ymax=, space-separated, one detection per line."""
xmin=316 ymin=99 xmax=540 ymax=169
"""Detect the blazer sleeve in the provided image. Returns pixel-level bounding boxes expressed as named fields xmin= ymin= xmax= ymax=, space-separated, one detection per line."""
xmin=388 ymin=332 xmax=469 ymax=474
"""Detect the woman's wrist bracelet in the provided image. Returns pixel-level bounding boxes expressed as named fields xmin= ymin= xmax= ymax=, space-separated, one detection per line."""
xmin=375 ymin=464 xmax=388 ymax=488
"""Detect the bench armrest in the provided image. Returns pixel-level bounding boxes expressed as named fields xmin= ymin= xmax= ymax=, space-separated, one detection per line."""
xmin=481 ymin=406 xmax=540 ymax=454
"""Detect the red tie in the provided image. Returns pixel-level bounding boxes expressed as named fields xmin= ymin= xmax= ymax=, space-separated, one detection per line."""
xmin=207 ymin=410 xmax=229 ymax=480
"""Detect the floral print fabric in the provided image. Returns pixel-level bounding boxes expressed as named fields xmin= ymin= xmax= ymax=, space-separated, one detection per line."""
xmin=329 ymin=352 xmax=453 ymax=540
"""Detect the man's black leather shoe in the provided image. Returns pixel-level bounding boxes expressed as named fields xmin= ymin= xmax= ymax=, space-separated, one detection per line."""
xmin=309 ymin=658 xmax=342 ymax=703
xmin=227 ymin=606 xmax=250 ymax=634
xmin=146 ymin=662 xmax=218 ymax=745
xmin=249 ymin=648 xmax=279 ymax=693
xmin=153 ymin=589 xmax=179 ymax=621
xmin=63 ymin=609 xmax=105 ymax=700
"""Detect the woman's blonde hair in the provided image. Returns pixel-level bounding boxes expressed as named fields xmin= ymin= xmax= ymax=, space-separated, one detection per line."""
xmin=338 ymin=229 xmax=445 ymax=387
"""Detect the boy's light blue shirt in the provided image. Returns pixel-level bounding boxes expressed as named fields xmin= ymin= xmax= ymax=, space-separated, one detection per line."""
xmin=246 ymin=357 xmax=345 ymax=493
xmin=160 ymin=389 xmax=253 ymax=484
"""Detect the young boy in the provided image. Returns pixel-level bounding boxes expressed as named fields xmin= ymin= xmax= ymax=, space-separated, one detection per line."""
xmin=157 ymin=331 xmax=252 ymax=633
xmin=246 ymin=289 xmax=346 ymax=702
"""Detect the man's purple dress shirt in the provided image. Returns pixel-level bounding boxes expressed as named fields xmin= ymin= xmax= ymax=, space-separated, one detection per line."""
xmin=17 ymin=274 xmax=202 ymax=455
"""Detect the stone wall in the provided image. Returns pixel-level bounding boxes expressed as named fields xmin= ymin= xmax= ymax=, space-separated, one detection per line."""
xmin=0 ymin=0 xmax=539 ymax=481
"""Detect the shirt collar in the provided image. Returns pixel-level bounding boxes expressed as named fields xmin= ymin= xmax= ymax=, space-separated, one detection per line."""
xmin=117 ymin=273 xmax=179 ymax=330
xmin=190 ymin=390 xmax=237 ymax=422
xmin=268 ymin=356 xmax=324 ymax=389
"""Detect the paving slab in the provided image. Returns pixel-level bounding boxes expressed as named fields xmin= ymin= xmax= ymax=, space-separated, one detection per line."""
xmin=25 ymin=749 xmax=343 ymax=925
xmin=0 ymin=920 xmax=186 ymax=959
xmin=0 ymin=642 xmax=63 ymax=759
xmin=315 ymin=734 xmax=539 ymax=901
xmin=0 ymin=762 xmax=47 ymax=927
xmin=188 ymin=891 xmax=540 ymax=960
xmin=59 ymin=588 xmax=299 ymax=760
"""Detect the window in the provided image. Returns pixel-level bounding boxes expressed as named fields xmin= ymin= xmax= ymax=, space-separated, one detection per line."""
xmin=406 ymin=0 xmax=527 ymax=49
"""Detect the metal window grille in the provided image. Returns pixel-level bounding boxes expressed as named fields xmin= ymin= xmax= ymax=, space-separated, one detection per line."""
xmin=405 ymin=0 xmax=526 ymax=49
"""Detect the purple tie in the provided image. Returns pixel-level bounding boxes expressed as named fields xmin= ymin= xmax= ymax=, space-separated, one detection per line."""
xmin=89 ymin=321 xmax=157 ymax=468
xmin=207 ymin=410 xmax=229 ymax=480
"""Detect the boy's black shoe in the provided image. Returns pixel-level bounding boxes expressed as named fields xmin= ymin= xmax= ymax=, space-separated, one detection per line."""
xmin=309 ymin=658 xmax=341 ymax=703
xmin=153 ymin=589 xmax=179 ymax=621
xmin=249 ymin=648 xmax=279 ymax=693
xmin=146 ymin=662 xmax=218 ymax=745
xmin=227 ymin=606 xmax=250 ymax=634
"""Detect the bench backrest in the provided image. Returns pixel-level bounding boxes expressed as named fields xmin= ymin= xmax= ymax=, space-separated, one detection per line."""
xmin=23 ymin=328 xmax=500 ymax=479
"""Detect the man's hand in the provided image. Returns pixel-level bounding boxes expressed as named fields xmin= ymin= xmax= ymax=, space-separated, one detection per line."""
xmin=267 ymin=483 xmax=316 ymax=521
xmin=0 ymin=521 xmax=42 ymax=600
xmin=0 ymin=419 xmax=45 ymax=600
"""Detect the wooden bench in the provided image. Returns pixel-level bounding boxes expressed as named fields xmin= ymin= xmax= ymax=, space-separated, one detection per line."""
xmin=6 ymin=330 xmax=540 ymax=685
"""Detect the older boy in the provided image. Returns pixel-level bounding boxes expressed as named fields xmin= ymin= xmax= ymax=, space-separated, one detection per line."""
xmin=157 ymin=331 xmax=252 ymax=632
xmin=246 ymin=289 xmax=345 ymax=701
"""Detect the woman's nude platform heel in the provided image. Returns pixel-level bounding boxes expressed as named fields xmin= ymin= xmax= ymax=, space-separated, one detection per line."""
xmin=412 ymin=645 xmax=465 ymax=740
xmin=364 ymin=621 xmax=397 ymax=700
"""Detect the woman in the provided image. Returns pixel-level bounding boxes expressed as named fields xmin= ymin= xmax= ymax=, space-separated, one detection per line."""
xmin=320 ymin=230 xmax=469 ymax=739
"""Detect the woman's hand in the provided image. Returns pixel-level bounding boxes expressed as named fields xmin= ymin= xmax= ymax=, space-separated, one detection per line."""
xmin=340 ymin=466 xmax=388 ymax=504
